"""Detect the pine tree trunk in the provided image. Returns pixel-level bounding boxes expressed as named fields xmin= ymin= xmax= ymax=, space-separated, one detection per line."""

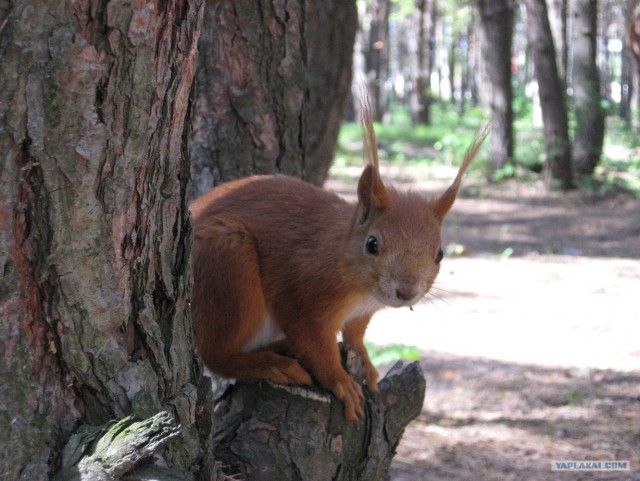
xmin=0 ymin=1 xmax=208 ymax=479
xmin=305 ymin=0 xmax=358 ymax=186
xmin=525 ymin=0 xmax=574 ymax=190
xmin=189 ymin=0 xmax=307 ymax=198
xmin=571 ymin=0 xmax=605 ymax=176
xmin=477 ymin=0 xmax=514 ymax=175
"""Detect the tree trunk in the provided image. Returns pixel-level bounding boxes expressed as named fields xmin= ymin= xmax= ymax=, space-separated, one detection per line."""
xmin=212 ymin=354 xmax=426 ymax=481
xmin=621 ymin=29 xmax=634 ymax=124
xmin=305 ymin=0 xmax=358 ymax=186
xmin=0 ymin=1 xmax=209 ymax=479
xmin=365 ymin=0 xmax=391 ymax=121
xmin=525 ymin=0 xmax=574 ymax=190
xmin=477 ymin=0 xmax=515 ymax=175
xmin=468 ymin=15 xmax=481 ymax=107
xmin=412 ymin=0 xmax=436 ymax=125
xmin=571 ymin=0 xmax=606 ymax=176
xmin=627 ymin=0 xmax=640 ymax=131
xmin=189 ymin=0 xmax=307 ymax=198
xmin=548 ymin=0 xmax=569 ymax=85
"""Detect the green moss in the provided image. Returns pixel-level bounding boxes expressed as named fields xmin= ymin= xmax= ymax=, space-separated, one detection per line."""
xmin=43 ymin=72 xmax=61 ymax=129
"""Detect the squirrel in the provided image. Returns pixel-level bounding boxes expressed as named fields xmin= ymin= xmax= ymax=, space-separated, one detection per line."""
xmin=190 ymin=104 xmax=488 ymax=421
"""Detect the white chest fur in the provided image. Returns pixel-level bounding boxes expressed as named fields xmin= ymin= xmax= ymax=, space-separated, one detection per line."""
xmin=342 ymin=296 xmax=385 ymax=325
xmin=241 ymin=297 xmax=384 ymax=353
xmin=241 ymin=315 xmax=285 ymax=353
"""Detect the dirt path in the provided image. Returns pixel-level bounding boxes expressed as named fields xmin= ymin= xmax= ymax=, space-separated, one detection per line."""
xmin=368 ymin=254 xmax=640 ymax=480
xmin=327 ymin=166 xmax=640 ymax=480
xmin=391 ymin=353 xmax=640 ymax=481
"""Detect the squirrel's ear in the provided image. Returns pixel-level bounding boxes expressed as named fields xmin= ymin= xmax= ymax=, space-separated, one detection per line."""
xmin=434 ymin=124 xmax=490 ymax=221
xmin=433 ymin=182 xmax=460 ymax=221
xmin=357 ymin=164 xmax=390 ymax=223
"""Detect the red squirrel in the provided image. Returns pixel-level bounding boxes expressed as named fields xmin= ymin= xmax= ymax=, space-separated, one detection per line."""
xmin=190 ymin=107 xmax=487 ymax=421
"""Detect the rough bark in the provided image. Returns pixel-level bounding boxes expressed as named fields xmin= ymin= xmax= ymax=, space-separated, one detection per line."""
xmin=55 ymin=411 xmax=182 ymax=481
xmin=477 ymin=0 xmax=515 ymax=175
xmin=525 ymin=0 xmax=574 ymax=190
xmin=0 ymin=0 xmax=208 ymax=478
xmin=190 ymin=0 xmax=307 ymax=198
xmin=571 ymin=0 xmax=606 ymax=176
xmin=305 ymin=0 xmax=358 ymax=186
xmin=212 ymin=352 xmax=426 ymax=481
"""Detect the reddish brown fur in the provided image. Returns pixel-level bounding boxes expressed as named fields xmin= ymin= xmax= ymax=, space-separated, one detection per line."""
xmin=190 ymin=113 xmax=488 ymax=421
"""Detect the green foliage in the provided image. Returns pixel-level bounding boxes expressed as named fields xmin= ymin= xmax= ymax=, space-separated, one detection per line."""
xmin=365 ymin=341 xmax=422 ymax=367
xmin=336 ymin=101 xmax=639 ymax=195
xmin=336 ymin=103 xmax=486 ymax=169
xmin=500 ymin=247 xmax=514 ymax=259
xmin=595 ymin=118 xmax=640 ymax=194
xmin=512 ymin=87 xmax=534 ymax=121
xmin=564 ymin=388 xmax=582 ymax=404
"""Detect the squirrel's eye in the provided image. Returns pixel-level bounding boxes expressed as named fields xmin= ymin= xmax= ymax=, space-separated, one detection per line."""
xmin=435 ymin=248 xmax=444 ymax=264
xmin=365 ymin=235 xmax=379 ymax=255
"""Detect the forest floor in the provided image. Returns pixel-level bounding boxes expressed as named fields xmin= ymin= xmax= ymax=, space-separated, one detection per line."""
xmin=326 ymin=165 xmax=640 ymax=481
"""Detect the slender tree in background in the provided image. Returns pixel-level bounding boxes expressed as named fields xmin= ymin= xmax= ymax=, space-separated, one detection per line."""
xmin=459 ymin=9 xmax=478 ymax=114
xmin=548 ymin=0 xmax=569 ymax=85
xmin=305 ymin=0 xmax=359 ymax=185
xmin=628 ymin=1 xmax=640 ymax=68
xmin=627 ymin=0 xmax=640 ymax=131
xmin=467 ymin=14 xmax=482 ymax=107
xmin=571 ymin=0 xmax=606 ymax=176
xmin=477 ymin=0 xmax=515 ymax=175
xmin=365 ymin=0 xmax=392 ymax=121
xmin=190 ymin=0 xmax=307 ymax=197
xmin=525 ymin=0 xmax=574 ymax=189
xmin=621 ymin=18 xmax=634 ymax=124
xmin=0 ymin=1 xmax=209 ymax=479
xmin=412 ymin=0 xmax=437 ymax=124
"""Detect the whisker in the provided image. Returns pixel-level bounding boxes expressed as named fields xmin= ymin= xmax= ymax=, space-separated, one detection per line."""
xmin=429 ymin=286 xmax=457 ymax=296
xmin=427 ymin=292 xmax=455 ymax=306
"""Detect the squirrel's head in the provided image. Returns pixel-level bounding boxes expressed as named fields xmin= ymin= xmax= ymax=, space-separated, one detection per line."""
xmin=347 ymin=105 xmax=488 ymax=307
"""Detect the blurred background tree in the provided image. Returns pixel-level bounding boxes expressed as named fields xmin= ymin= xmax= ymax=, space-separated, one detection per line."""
xmin=349 ymin=0 xmax=637 ymax=190
xmin=191 ymin=0 xmax=639 ymax=195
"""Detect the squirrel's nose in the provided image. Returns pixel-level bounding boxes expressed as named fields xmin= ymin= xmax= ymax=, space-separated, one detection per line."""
xmin=395 ymin=282 xmax=419 ymax=302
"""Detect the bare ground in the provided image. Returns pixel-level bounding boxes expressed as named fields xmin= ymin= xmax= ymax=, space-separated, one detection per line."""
xmin=327 ymin=166 xmax=640 ymax=480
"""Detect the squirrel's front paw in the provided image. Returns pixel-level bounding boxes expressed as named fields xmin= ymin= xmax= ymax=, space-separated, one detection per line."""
xmin=332 ymin=375 xmax=365 ymax=421
xmin=362 ymin=360 xmax=379 ymax=392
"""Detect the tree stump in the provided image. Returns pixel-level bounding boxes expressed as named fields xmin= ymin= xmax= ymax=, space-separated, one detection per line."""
xmin=211 ymin=349 xmax=426 ymax=481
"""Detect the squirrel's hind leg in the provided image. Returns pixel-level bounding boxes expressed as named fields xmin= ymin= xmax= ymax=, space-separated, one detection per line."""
xmin=192 ymin=215 xmax=312 ymax=386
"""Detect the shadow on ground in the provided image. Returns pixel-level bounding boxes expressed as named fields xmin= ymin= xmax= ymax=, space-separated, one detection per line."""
xmin=390 ymin=352 xmax=640 ymax=481
xmin=327 ymin=164 xmax=640 ymax=479
xmin=448 ymin=185 xmax=640 ymax=258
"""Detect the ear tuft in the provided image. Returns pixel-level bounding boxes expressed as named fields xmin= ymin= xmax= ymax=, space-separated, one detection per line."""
xmin=356 ymin=95 xmax=389 ymax=223
xmin=434 ymin=124 xmax=490 ymax=221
